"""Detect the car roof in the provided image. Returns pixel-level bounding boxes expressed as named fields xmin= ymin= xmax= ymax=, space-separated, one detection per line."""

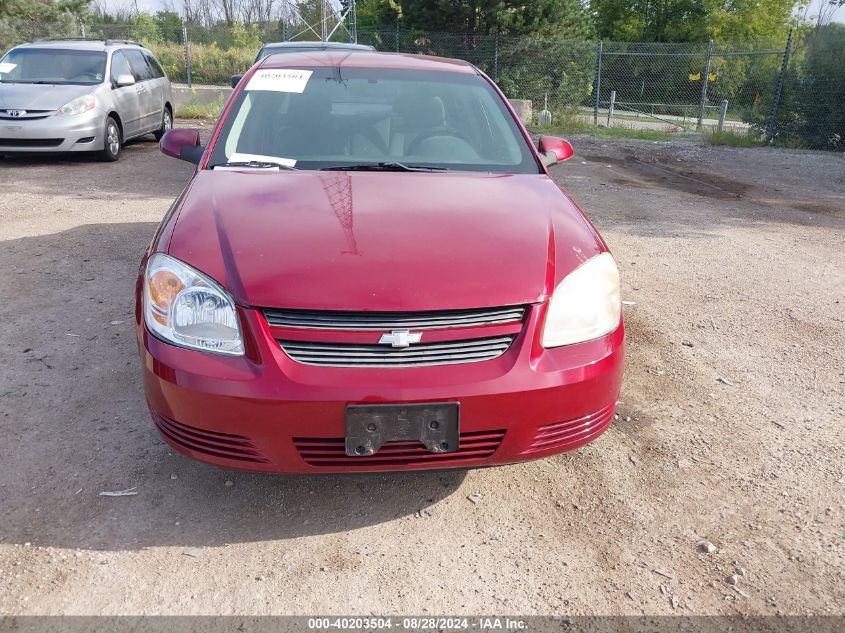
xmin=14 ymin=39 xmax=146 ymax=52
xmin=259 ymin=50 xmax=477 ymax=74
xmin=260 ymin=41 xmax=375 ymax=51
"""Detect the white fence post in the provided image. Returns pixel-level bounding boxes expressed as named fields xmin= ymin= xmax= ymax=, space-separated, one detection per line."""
xmin=182 ymin=25 xmax=191 ymax=87
xmin=607 ymin=90 xmax=616 ymax=126
xmin=718 ymin=100 xmax=729 ymax=132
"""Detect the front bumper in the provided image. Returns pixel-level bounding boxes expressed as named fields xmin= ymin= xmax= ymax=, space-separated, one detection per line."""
xmin=138 ymin=304 xmax=624 ymax=473
xmin=0 ymin=110 xmax=103 ymax=153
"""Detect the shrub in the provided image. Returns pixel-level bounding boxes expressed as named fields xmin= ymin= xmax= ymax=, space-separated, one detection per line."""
xmin=147 ymin=41 xmax=255 ymax=85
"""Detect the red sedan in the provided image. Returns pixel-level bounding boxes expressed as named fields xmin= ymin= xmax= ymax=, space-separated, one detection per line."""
xmin=137 ymin=51 xmax=624 ymax=473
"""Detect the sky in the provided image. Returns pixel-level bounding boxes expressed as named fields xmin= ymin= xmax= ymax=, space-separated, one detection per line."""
xmin=111 ymin=0 xmax=163 ymax=11
xmin=104 ymin=0 xmax=845 ymax=24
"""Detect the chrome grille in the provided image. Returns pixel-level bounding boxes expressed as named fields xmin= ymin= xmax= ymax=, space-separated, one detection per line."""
xmin=263 ymin=306 xmax=526 ymax=330
xmin=278 ymin=335 xmax=515 ymax=367
xmin=0 ymin=110 xmax=53 ymax=120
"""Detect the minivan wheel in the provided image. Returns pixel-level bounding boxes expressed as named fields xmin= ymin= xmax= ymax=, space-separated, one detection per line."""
xmin=99 ymin=116 xmax=121 ymax=162
xmin=153 ymin=107 xmax=172 ymax=141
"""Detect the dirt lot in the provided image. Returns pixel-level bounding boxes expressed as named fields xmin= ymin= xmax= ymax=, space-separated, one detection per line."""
xmin=0 ymin=128 xmax=842 ymax=617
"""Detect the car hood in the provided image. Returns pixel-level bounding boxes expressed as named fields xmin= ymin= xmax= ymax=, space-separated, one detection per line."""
xmin=165 ymin=170 xmax=606 ymax=311
xmin=0 ymin=83 xmax=96 ymax=111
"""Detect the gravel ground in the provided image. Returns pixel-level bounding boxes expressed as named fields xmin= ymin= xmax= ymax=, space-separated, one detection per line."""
xmin=0 ymin=128 xmax=843 ymax=616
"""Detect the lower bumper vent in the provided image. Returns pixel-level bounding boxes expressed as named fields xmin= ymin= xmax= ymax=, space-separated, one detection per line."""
xmin=294 ymin=429 xmax=505 ymax=467
xmin=521 ymin=403 xmax=615 ymax=455
xmin=0 ymin=137 xmax=63 ymax=148
xmin=153 ymin=413 xmax=269 ymax=463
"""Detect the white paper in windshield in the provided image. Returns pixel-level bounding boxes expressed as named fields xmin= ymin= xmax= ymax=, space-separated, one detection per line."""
xmin=245 ymin=69 xmax=312 ymax=93
xmin=0 ymin=62 xmax=16 ymax=73
xmin=228 ymin=152 xmax=297 ymax=167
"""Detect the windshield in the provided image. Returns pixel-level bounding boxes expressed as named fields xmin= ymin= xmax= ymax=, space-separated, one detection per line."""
xmin=0 ymin=48 xmax=107 ymax=85
xmin=208 ymin=67 xmax=540 ymax=174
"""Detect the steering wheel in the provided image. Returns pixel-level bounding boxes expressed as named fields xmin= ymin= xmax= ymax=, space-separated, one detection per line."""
xmin=406 ymin=127 xmax=472 ymax=155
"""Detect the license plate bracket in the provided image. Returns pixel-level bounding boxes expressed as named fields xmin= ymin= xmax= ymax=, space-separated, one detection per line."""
xmin=345 ymin=403 xmax=459 ymax=457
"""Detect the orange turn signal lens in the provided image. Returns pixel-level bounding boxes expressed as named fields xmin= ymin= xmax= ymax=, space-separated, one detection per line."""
xmin=148 ymin=270 xmax=185 ymax=320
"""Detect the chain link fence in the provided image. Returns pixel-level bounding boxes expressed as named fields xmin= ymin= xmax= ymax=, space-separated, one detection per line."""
xmin=595 ymin=40 xmax=790 ymax=132
xmin=2 ymin=22 xmax=842 ymax=150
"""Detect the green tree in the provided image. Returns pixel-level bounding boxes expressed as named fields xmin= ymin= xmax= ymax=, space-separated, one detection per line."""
xmin=497 ymin=0 xmax=594 ymax=37
xmin=399 ymin=0 xmax=500 ymax=33
xmin=1 ymin=0 xmax=91 ymax=50
xmin=396 ymin=0 xmax=592 ymax=37
xmin=153 ymin=11 xmax=183 ymax=43
xmin=0 ymin=0 xmax=90 ymax=22
xmin=592 ymin=0 xmax=794 ymax=42
xmin=356 ymin=0 xmax=402 ymax=31
xmin=127 ymin=13 xmax=163 ymax=44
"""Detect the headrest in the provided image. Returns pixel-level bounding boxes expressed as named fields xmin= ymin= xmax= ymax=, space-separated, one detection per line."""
xmin=396 ymin=95 xmax=446 ymax=131
xmin=288 ymin=90 xmax=331 ymax=119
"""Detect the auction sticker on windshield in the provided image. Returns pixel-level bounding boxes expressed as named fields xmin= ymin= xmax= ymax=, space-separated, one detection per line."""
xmin=0 ymin=63 xmax=16 ymax=73
xmin=227 ymin=152 xmax=297 ymax=167
xmin=246 ymin=69 xmax=312 ymax=93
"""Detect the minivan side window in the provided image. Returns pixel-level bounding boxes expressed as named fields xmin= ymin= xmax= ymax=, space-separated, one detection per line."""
xmin=124 ymin=49 xmax=153 ymax=82
xmin=110 ymin=51 xmax=133 ymax=84
xmin=144 ymin=53 xmax=165 ymax=79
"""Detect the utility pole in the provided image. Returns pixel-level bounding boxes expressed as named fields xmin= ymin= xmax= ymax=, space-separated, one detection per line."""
xmin=321 ymin=0 xmax=328 ymax=42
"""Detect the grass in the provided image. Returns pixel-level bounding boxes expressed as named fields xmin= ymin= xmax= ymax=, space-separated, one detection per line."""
xmin=701 ymin=127 xmax=763 ymax=148
xmin=530 ymin=107 xmax=693 ymax=142
xmin=175 ymin=99 xmax=225 ymax=119
xmin=533 ymin=122 xmax=685 ymax=143
xmin=533 ymin=123 xmax=684 ymax=143
xmin=592 ymin=127 xmax=683 ymax=142
xmin=774 ymin=136 xmax=811 ymax=150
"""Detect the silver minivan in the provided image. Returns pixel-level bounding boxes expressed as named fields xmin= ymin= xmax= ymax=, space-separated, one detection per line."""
xmin=0 ymin=39 xmax=172 ymax=161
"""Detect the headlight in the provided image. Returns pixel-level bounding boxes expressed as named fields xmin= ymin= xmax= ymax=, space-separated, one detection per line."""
xmin=144 ymin=253 xmax=244 ymax=356
xmin=541 ymin=252 xmax=621 ymax=348
xmin=56 ymin=94 xmax=96 ymax=116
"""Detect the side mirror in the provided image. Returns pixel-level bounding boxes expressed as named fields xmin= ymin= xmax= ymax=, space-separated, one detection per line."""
xmin=115 ymin=73 xmax=135 ymax=88
xmin=538 ymin=135 xmax=574 ymax=166
xmin=160 ymin=128 xmax=204 ymax=164
xmin=230 ymin=74 xmax=243 ymax=89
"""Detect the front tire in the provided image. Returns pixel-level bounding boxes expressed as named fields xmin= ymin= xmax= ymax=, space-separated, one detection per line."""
xmin=99 ymin=116 xmax=121 ymax=162
xmin=153 ymin=107 xmax=172 ymax=141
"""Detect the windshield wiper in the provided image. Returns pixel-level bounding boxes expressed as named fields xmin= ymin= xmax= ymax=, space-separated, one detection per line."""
xmin=320 ymin=162 xmax=448 ymax=172
xmin=213 ymin=160 xmax=297 ymax=170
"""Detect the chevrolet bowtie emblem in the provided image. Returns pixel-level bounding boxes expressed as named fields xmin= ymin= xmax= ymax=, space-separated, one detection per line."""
xmin=378 ymin=330 xmax=423 ymax=348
